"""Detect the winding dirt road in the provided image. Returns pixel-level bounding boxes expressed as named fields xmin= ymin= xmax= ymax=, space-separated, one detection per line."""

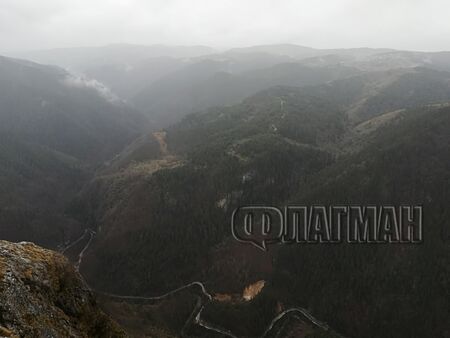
xmin=66 ymin=230 xmax=340 ymax=337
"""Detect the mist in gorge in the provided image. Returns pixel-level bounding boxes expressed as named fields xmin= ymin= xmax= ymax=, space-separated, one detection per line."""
xmin=0 ymin=1 xmax=449 ymax=337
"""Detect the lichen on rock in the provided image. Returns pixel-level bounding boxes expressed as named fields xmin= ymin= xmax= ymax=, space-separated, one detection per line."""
xmin=0 ymin=240 xmax=126 ymax=337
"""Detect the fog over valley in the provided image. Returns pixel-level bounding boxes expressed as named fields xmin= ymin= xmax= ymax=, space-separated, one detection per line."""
xmin=0 ymin=2 xmax=449 ymax=338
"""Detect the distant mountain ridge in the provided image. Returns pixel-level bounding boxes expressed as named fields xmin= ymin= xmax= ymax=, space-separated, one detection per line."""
xmin=12 ymin=43 xmax=216 ymax=71
xmin=2 ymin=44 xmax=450 ymax=337
xmin=12 ymin=43 xmax=450 ymax=129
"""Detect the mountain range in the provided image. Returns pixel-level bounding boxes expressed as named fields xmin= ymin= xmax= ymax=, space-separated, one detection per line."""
xmin=0 ymin=44 xmax=449 ymax=337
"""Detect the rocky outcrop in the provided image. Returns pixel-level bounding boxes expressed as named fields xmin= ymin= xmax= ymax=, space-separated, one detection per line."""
xmin=0 ymin=240 xmax=126 ymax=337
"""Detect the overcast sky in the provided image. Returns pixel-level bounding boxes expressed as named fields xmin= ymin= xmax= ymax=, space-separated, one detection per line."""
xmin=1 ymin=0 xmax=449 ymax=52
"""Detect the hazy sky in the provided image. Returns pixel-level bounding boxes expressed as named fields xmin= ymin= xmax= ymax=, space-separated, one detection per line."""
xmin=1 ymin=0 xmax=449 ymax=52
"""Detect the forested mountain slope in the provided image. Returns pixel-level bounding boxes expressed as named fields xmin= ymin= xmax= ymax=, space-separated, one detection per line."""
xmin=274 ymin=106 xmax=450 ymax=338
xmin=131 ymin=61 xmax=359 ymax=127
xmin=0 ymin=56 xmax=150 ymax=247
xmin=71 ymin=70 xmax=450 ymax=337
xmin=2 ymin=50 xmax=449 ymax=337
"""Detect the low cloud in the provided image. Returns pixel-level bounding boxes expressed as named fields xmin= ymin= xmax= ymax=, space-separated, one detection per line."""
xmin=62 ymin=75 xmax=121 ymax=104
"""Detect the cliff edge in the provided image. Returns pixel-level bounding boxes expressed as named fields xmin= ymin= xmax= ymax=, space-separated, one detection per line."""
xmin=0 ymin=240 xmax=126 ymax=337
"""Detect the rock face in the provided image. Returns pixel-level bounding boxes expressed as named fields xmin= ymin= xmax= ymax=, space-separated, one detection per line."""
xmin=242 ymin=280 xmax=266 ymax=301
xmin=0 ymin=240 xmax=126 ymax=338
